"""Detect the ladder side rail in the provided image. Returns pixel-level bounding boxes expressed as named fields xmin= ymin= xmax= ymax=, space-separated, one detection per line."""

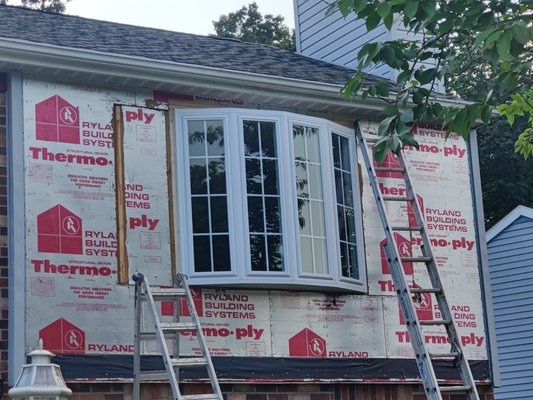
xmin=142 ymin=277 xmax=182 ymax=400
xmin=355 ymin=127 xmax=442 ymax=400
xmin=396 ymin=153 xmax=480 ymax=400
xmin=133 ymin=279 xmax=143 ymax=400
xmin=177 ymin=274 xmax=223 ymax=400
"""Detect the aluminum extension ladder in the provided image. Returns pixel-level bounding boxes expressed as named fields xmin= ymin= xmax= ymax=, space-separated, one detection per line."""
xmin=132 ymin=272 xmax=223 ymax=400
xmin=355 ymin=124 xmax=480 ymax=400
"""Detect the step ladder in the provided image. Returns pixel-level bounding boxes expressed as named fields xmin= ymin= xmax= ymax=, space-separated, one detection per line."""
xmin=132 ymin=272 xmax=223 ymax=400
xmin=355 ymin=124 xmax=480 ymax=400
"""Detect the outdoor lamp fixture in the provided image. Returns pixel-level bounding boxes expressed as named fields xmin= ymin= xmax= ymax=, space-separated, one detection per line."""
xmin=8 ymin=340 xmax=72 ymax=400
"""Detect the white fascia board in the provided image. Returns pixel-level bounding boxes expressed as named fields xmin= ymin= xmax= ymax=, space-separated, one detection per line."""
xmin=0 ymin=37 xmax=466 ymax=112
xmin=486 ymin=205 xmax=533 ymax=242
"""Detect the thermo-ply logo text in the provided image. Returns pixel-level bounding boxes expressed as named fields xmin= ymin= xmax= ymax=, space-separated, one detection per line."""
xmin=39 ymin=318 xmax=86 ymax=355
xmin=125 ymin=108 xmax=156 ymax=124
xmin=380 ymin=233 xmax=413 ymax=275
xmin=37 ymin=205 xmax=83 ymax=254
xmin=36 ymin=95 xmax=80 ymax=144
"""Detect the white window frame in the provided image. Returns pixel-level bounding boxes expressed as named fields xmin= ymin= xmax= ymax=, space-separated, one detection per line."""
xmin=174 ymin=108 xmax=367 ymax=292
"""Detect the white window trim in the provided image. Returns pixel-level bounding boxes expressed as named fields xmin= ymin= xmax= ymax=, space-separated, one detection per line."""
xmin=173 ymin=108 xmax=367 ymax=293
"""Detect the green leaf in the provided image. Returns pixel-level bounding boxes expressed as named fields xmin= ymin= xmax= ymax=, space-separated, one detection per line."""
xmin=366 ymin=11 xmax=381 ymax=30
xmin=420 ymin=1 xmax=435 ymax=20
xmin=399 ymin=132 xmax=419 ymax=148
xmin=376 ymin=83 xmax=390 ymax=97
xmin=480 ymin=104 xmax=492 ymax=124
xmin=400 ymin=108 xmax=414 ymax=123
xmin=511 ymin=21 xmax=531 ymax=45
xmin=384 ymin=105 xmax=399 ymax=117
xmin=384 ymin=12 xmax=393 ymax=30
xmin=354 ymin=0 xmax=368 ymax=13
xmin=404 ymin=0 xmax=419 ymax=19
xmin=373 ymin=145 xmax=389 ymax=164
xmin=412 ymin=91 xmax=424 ymax=105
xmin=496 ymin=31 xmax=513 ymax=58
xmin=417 ymin=68 xmax=437 ymax=85
xmin=378 ymin=116 xmax=396 ymax=136
xmin=376 ymin=2 xmax=391 ymax=18
xmin=474 ymin=28 xmax=497 ymax=46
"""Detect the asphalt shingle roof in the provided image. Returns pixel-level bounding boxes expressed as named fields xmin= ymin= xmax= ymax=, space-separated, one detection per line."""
xmin=0 ymin=5 xmax=366 ymax=86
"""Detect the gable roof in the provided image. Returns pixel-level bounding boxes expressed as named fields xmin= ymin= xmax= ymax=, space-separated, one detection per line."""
xmin=486 ymin=205 xmax=533 ymax=242
xmin=0 ymin=4 xmax=363 ymax=86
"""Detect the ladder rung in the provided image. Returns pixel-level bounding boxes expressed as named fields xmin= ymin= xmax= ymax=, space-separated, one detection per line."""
xmin=375 ymin=167 xmax=405 ymax=173
xmin=419 ymin=319 xmax=452 ymax=326
xmin=172 ymin=357 xmax=208 ymax=368
xmin=391 ymin=226 xmax=423 ymax=232
xmin=430 ymin=352 xmax=460 ymax=360
xmin=182 ymin=394 xmax=219 ymax=400
xmin=410 ymin=287 xmax=442 ymax=294
xmin=401 ymin=256 xmax=433 ymax=263
xmin=146 ymin=288 xmax=187 ymax=299
xmin=439 ymin=385 xmax=472 ymax=392
xmin=382 ymin=196 xmax=413 ymax=202
xmin=160 ymin=322 xmax=197 ymax=331
xmin=364 ymin=137 xmax=378 ymax=143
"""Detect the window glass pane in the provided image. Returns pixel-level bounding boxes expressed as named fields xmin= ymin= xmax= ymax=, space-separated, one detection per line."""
xmin=250 ymin=234 xmax=267 ymax=271
xmin=209 ymin=158 xmax=226 ymax=194
xmin=246 ymin=158 xmax=262 ymax=194
xmin=263 ymin=159 xmax=278 ymax=195
xmin=265 ymin=196 xmax=281 ymax=233
xmin=188 ymin=119 xmax=230 ymax=274
xmin=340 ymin=136 xmax=351 ymax=171
xmin=192 ymin=197 xmax=209 ymax=233
xmin=343 ymin=172 xmax=353 ymax=207
xmin=306 ymin=127 xmax=320 ymax=163
xmin=267 ymin=235 xmax=283 ymax=271
xmin=300 ymin=236 xmax=313 ymax=273
xmin=294 ymin=124 xmax=327 ymax=275
xmin=295 ymin=162 xmax=308 ymax=197
xmin=310 ymin=201 xmax=325 ymax=237
xmin=193 ymin=236 xmax=211 ymax=272
xmin=188 ymin=120 xmax=205 ymax=157
xmin=260 ymin=121 xmax=276 ymax=157
xmin=313 ymin=238 xmax=327 ymax=274
xmin=210 ymin=197 xmax=228 ymax=233
xmin=308 ymin=164 xmax=323 ymax=200
xmin=189 ymin=159 xmax=207 ymax=194
xmin=243 ymin=120 xmax=260 ymax=157
xmin=332 ymin=134 xmax=340 ymax=168
xmin=298 ymin=200 xmax=311 ymax=235
xmin=293 ymin=125 xmax=306 ymax=160
xmin=212 ymin=235 xmax=231 ymax=271
xmin=244 ymin=120 xmax=283 ymax=273
xmin=206 ymin=120 xmax=224 ymax=156
xmin=332 ymin=132 xmax=358 ymax=279
xmin=248 ymin=196 xmax=264 ymax=233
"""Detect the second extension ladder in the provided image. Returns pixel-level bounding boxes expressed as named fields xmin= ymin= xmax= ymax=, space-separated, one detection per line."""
xmin=132 ymin=272 xmax=223 ymax=400
xmin=356 ymin=124 xmax=480 ymax=400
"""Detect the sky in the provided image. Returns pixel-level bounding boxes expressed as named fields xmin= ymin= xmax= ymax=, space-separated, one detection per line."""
xmin=60 ymin=0 xmax=295 ymax=36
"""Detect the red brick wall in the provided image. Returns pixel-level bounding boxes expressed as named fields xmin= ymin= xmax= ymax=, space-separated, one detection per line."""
xmin=0 ymin=73 xmax=8 ymax=399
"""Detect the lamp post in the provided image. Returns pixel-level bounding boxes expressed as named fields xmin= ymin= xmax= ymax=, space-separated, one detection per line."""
xmin=8 ymin=340 xmax=72 ymax=400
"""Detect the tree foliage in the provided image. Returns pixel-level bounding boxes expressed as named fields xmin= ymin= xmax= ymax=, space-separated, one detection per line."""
xmin=329 ymin=0 xmax=533 ymax=163
xmin=213 ymin=2 xmax=295 ymax=52
xmin=1 ymin=0 xmax=69 ymax=12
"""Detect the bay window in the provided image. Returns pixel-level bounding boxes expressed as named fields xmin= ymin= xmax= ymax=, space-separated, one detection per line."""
xmin=174 ymin=109 xmax=366 ymax=292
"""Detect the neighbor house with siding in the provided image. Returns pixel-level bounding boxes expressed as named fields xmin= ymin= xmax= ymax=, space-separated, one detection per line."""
xmin=487 ymin=205 xmax=533 ymax=400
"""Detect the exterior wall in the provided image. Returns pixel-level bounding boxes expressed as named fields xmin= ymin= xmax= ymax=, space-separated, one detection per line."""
xmin=487 ymin=214 xmax=533 ymax=399
xmin=294 ymin=0 xmax=444 ymax=92
xmin=55 ymin=382 xmax=496 ymax=400
xmin=295 ymin=0 xmax=391 ymax=77
xmin=0 ymin=73 xmax=8 ymax=398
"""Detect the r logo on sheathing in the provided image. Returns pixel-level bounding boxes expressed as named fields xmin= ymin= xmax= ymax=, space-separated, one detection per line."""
xmin=39 ymin=318 xmax=86 ymax=355
xmin=37 ymin=204 xmax=83 ymax=254
xmin=35 ymin=95 xmax=80 ymax=144
xmin=288 ymin=328 xmax=327 ymax=357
